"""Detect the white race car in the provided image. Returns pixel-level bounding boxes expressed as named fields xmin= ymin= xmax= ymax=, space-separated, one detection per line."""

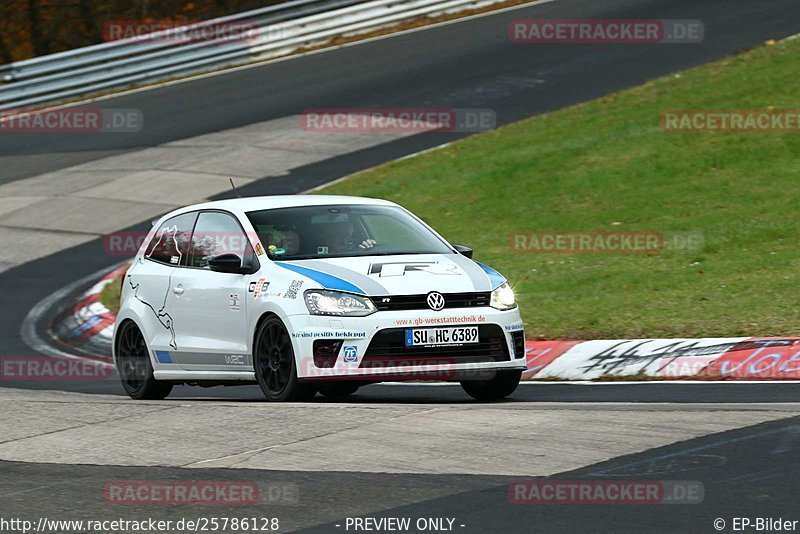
xmin=113 ymin=195 xmax=526 ymax=401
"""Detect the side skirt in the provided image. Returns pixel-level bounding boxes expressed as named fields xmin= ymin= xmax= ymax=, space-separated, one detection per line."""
xmin=154 ymin=370 xmax=256 ymax=381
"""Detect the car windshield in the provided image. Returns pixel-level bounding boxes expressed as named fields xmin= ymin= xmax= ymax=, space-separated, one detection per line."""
xmin=246 ymin=204 xmax=453 ymax=260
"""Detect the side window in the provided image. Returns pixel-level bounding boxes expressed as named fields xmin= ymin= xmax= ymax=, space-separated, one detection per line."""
xmin=145 ymin=212 xmax=197 ymax=265
xmin=189 ymin=211 xmax=254 ymax=269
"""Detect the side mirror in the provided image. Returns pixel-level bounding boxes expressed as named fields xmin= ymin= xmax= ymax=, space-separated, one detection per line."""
xmin=454 ymin=245 xmax=473 ymax=258
xmin=208 ymin=253 xmax=249 ymax=274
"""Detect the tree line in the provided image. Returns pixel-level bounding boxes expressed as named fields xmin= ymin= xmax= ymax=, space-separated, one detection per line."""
xmin=0 ymin=0 xmax=287 ymax=64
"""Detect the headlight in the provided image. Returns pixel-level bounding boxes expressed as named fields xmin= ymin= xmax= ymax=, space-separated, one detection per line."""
xmin=490 ymin=283 xmax=516 ymax=310
xmin=304 ymin=290 xmax=377 ymax=316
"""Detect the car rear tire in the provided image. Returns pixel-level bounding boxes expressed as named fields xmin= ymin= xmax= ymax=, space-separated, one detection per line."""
xmin=460 ymin=370 xmax=522 ymax=401
xmin=116 ymin=321 xmax=173 ymax=400
xmin=254 ymin=316 xmax=316 ymax=402
xmin=317 ymin=382 xmax=360 ymax=399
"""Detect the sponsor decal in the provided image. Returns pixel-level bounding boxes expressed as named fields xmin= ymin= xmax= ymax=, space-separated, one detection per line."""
xmin=394 ymin=315 xmax=486 ymax=326
xmin=228 ymin=293 xmax=241 ymax=312
xmin=128 ymin=255 xmax=178 ymax=350
xmin=505 ymin=321 xmax=525 ymax=332
xmin=368 ymin=262 xmax=459 ymax=277
xmin=284 ymin=280 xmax=304 ymax=300
xmin=224 ymin=354 xmax=247 ymax=366
xmin=159 ymin=351 xmax=252 ymax=367
xmin=343 ymin=346 xmax=359 ymax=363
xmin=249 ymin=278 xmax=269 ymax=299
xmin=255 ymin=243 xmax=265 ymax=256
xmin=291 ymin=331 xmax=367 ymax=339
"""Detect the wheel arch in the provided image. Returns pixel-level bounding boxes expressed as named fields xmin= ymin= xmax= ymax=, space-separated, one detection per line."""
xmin=112 ymin=318 xmax=138 ymax=368
xmin=251 ymin=311 xmax=284 ymax=371
xmin=112 ymin=317 xmax=156 ymax=370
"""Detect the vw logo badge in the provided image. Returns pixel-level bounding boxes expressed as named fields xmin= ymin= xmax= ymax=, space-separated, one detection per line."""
xmin=426 ymin=292 xmax=445 ymax=311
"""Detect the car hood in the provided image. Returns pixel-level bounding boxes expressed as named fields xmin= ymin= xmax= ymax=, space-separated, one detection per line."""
xmin=273 ymin=254 xmax=505 ymax=296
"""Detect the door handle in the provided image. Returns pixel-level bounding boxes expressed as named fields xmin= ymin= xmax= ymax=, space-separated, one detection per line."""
xmin=172 ymin=285 xmax=184 ymax=296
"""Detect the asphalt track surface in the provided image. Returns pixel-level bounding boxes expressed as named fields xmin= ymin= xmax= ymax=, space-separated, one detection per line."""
xmin=1 ymin=387 xmax=799 ymax=533
xmin=2 ymin=0 xmax=800 ymax=531
xmin=3 ymin=0 xmax=800 ymax=374
xmin=3 ymin=0 xmax=800 ymax=185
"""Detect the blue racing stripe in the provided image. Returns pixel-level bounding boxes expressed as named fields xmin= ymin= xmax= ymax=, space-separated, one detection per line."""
xmin=154 ymin=350 xmax=173 ymax=364
xmin=274 ymin=262 xmax=365 ymax=295
xmin=475 ymin=262 xmax=507 ymax=290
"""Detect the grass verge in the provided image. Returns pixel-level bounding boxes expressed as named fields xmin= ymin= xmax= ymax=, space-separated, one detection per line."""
xmin=315 ymin=38 xmax=800 ymax=339
xmin=99 ymin=277 xmax=122 ymax=315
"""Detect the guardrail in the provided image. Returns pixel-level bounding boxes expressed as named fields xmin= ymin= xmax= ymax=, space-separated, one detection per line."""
xmin=0 ymin=0 xmax=505 ymax=112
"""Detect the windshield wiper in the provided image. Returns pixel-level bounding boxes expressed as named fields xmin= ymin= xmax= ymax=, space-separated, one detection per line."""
xmin=277 ymin=251 xmax=438 ymax=261
xmin=359 ymin=251 xmax=431 ymax=256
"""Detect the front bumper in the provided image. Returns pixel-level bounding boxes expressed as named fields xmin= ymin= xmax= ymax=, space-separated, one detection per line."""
xmin=285 ymin=307 xmax=526 ymax=380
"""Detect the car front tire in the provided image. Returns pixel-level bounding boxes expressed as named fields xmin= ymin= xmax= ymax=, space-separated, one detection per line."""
xmin=254 ymin=316 xmax=316 ymax=402
xmin=460 ymin=370 xmax=522 ymax=401
xmin=116 ymin=321 xmax=173 ymax=400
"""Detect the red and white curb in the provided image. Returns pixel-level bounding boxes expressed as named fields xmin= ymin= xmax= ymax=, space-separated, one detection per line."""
xmin=33 ymin=263 xmax=800 ymax=381
xmin=50 ymin=263 xmax=129 ymax=357
xmin=524 ymin=338 xmax=800 ymax=381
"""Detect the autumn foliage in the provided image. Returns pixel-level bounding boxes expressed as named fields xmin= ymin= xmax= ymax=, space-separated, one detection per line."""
xmin=0 ymin=0 xmax=288 ymax=64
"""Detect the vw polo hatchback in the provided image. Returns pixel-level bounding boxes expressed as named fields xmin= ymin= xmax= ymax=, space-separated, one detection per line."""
xmin=113 ymin=195 xmax=526 ymax=401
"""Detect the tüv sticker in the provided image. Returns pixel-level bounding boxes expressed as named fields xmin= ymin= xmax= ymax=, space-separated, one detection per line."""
xmin=343 ymin=346 xmax=358 ymax=363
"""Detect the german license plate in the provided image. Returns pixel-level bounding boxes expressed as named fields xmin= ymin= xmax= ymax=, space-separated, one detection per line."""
xmin=404 ymin=326 xmax=480 ymax=347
